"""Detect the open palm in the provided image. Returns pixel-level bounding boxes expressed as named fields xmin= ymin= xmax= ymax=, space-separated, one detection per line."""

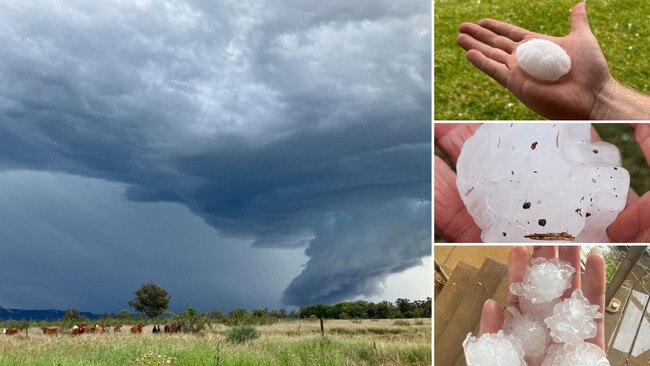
xmin=457 ymin=2 xmax=611 ymax=120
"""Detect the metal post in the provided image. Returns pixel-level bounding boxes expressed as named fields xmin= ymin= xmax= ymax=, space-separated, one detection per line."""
xmin=606 ymin=246 xmax=647 ymax=305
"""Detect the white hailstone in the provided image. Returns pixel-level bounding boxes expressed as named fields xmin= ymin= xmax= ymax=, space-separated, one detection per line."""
xmin=463 ymin=330 xmax=527 ymax=366
xmin=510 ymin=257 xmax=575 ymax=304
xmin=456 ymin=123 xmax=630 ymax=243
xmin=545 ymin=289 xmax=602 ymax=344
xmin=542 ymin=343 xmax=609 ymax=366
xmin=516 ymin=39 xmax=571 ymax=81
xmin=503 ymin=307 xmax=550 ymax=365
xmin=519 ymin=297 xmax=561 ymax=323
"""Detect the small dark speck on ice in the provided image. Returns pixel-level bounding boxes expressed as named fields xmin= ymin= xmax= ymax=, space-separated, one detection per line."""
xmin=538 ymin=219 xmax=547 ymax=227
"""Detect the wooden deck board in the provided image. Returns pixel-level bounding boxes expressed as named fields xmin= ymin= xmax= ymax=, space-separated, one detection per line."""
xmin=434 ymin=258 xmax=508 ymax=365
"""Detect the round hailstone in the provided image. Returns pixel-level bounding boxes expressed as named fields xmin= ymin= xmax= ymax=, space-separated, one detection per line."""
xmin=542 ymin=343 xmax=609 ymax=366
xmin=510 ymin=257 xmax=575 ymax=304
xmin=503 ymin=307 xmax=550 ymax=364
xmin=516 ymin=39 xmax=571 ymax=81
xmin=544 ymin=289 xmax=602 ymax=344
xmin=456 ymin=123 xmax=630 ymax=243
xmin=463 ymin=330 xmax=527 ymax=366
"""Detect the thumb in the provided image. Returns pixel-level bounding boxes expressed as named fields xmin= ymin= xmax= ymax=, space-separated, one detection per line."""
xmin=570 ymin=2 xmax=591 ymax=34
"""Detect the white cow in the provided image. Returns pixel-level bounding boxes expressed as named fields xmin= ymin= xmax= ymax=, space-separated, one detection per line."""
xmin=2 ymin=329 xmax=5 ymax=334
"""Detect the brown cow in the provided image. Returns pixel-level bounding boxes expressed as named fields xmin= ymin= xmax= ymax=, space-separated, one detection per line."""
xmin=113 ymin=325 xmax=122 ymax=333
xmin=41 ymin=327 xmax=61 ymax=335
xmin=72 ymin=324 xmax=86 ymax=336
xmin=94 ymin=325 xmax=105 ymax=334
xmin=3 ymin=328 xmax=19 ymax=335
xmin=130 ymin=324 xmax=145 ymax=334
xmin=164 ymin=323 xmax=181 ymax=333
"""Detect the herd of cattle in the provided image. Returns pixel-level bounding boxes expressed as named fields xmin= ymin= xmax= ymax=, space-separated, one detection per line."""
xmin=1 ymin=323 xmax=183 ymax=336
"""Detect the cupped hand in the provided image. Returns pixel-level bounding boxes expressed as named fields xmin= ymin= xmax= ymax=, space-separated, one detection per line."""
xmin=479 ymin=246 xmax=606 ymax=352
xmin=457 ymin=2 xmax=612 ymax=120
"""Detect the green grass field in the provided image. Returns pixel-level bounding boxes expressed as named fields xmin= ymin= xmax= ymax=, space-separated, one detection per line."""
xmin=434 ymin=0 xmax=650 ymax=120
xmin=0 ymin=319 xmax=431 ymax=366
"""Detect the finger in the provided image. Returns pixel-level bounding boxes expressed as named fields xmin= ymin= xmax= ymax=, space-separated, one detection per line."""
xmin=434 ymin=123 xmax=480 ymax=166
xmin=457 ymin=33 xmax=511 ymax=66
xmin=583 ymin=252 xmax=606 ymax=351
xmin=592 ymin=125 xmax=639 ymax=204
xmin=532 ymin=246 xmax=556 ymax=259
xmin=479 ymin=299 xmax=504 ymax=335
xmin=459 ymin=22 xmax=518 ymax=53
xmin=607 ymin=193 xmax=650 ymax=243
xmin=434 ymin=156 xmax=482 ymax=242
xmin=507 ymin=246 xmax=530 ymax=308
xmin=570 ymin=2 xmax=591 ymax=35
xmin=478 ymin=18 xmax=530 ymax=42
xmin=631 ymin=123 xmax=650 ymax=166
xmin=466 ymin=50 xmax=509 ymax=87
xmin=558 ymin=246 xmax=581 ymax=298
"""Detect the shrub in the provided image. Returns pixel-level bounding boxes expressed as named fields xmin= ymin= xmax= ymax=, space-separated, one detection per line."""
xmin=393 ymin=319 xmax=411 ymax=326
xmin=227 ymin=325 xmax=259 ymax=343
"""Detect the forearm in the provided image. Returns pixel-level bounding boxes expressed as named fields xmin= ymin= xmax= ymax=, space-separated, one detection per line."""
xmin=590 ymin=76 xmax=650 ymax=120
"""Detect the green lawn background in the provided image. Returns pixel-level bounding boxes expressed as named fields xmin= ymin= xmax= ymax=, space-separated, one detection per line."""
xmin=434 ymin=0 xmax=650 ymax=120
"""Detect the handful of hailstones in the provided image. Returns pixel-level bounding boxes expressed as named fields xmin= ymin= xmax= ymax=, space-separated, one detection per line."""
xmin=463 ymin=257 xmax=609 ymax=366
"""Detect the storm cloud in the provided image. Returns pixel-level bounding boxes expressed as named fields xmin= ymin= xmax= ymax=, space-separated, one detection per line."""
xmin=0 ymin=0 xmax=430 ymax=308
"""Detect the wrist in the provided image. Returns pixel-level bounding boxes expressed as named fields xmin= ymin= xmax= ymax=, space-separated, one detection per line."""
xmin=589 ymin=75 xmax=620 ymax=120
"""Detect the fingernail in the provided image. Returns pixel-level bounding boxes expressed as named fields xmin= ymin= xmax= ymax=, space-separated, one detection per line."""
xmin=590 ymin=246 xmax=603 ymax=256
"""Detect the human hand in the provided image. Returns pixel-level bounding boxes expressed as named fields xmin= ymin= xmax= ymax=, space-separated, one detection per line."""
xmin=479 ymin=246 xmax=606 ymax=352
xmin=457 ymin=2 xmax=612 ymax=120
xmin=434 ymin=123 xmax=481 ymax=243
xmin=607 ymin=124 xmax=650 ymax=242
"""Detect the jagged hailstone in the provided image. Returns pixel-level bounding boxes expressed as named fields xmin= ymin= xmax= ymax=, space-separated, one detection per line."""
xmin=519 ymin=297 xmax=561 ymax=323
xmin=542 ymin=343 xmax=610 ymax=366
xmin=463 ymin=330 xmax=527 ymax=366
xmin=456 ymin=124 xmax=630 ymax=243
xmin=544 ymin=289 xmax=602 ymax=344
xmin=510 ymin=258 xmax=575 ymax=304
xmin=503 ymin=307 xmax=550 ymax=365
xmin=516 ymin=39 xmax=571 ymax=81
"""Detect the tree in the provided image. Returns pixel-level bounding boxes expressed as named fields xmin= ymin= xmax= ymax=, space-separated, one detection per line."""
xmin=118 ymin=309 xmax=133 ymax=320
xmin=62 ymin=308 xmax=80 ymax=322
xmin=128 ymin=281 xmax=170 ymax=318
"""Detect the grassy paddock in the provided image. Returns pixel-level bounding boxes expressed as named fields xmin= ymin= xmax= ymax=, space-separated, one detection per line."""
xmin=0 ymin=319 xmax=431 ymax=365
xmin=434 ymin=0 xmax=650 ymax=120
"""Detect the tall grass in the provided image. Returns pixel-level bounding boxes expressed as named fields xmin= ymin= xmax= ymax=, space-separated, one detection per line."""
xmin=0 ymin=319 xmax=431 ymax=365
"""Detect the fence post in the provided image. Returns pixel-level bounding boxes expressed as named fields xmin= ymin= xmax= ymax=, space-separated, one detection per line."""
xmin=320 ymin=318 xmax=324 ymax=338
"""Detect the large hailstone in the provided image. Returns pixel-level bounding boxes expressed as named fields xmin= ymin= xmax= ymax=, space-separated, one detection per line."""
xmin=463 ymin=330 xmax=527 ymax=366
xmin=544 ymin=289 xmax=602 ymax=344
xmin=456 ymin=123 xmax=630 ymax=243
xmin=510 ymin=257 xmax=575 ymax=304
xmin=503 ymin=307 xmax=550 ymax=365
xmin=516 ymin=39 xmax=571 ymax=81
xmin=542 ymin=343 xmax=609 ymax=366
xmin=520 ymin=297 xmax=561 ymax=323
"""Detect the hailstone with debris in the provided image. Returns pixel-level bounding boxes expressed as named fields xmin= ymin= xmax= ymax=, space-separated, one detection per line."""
xmin=464 ymin=257 xmax=609 ymax=365
xmin=456 ymin=123 xmax=630 ymax=243
xmin=545 ymin=289 xmax=602 ymax=344
xmin=516 ymin=39 xmax=571 ymax=81
xmin=510 ymin=257 xmax=575 ymax=304
xmin=463 ymin=330 xmax=527 ymax=366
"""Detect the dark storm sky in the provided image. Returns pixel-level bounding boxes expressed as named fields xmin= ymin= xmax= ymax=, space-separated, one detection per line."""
xmin=0 ymin=0 xmax=431 ymax=313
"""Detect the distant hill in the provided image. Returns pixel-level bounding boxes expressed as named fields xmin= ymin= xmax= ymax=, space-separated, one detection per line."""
xmin=0 ymin=308 xmax=99 ymax=321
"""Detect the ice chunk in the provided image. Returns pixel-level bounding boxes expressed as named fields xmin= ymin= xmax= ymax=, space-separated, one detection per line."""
xmin=516 ymin=39 xmax=571 ymax=81
xmin=519 ymin=297 xmax=561 ymax=323
xmin=503 ymin=307 xmax=550 ymax=364
xmin=545 ymin=289 xmax=602 ymax=344
xmin=510 ymin=257 xmax=575 ymax=304
xmin=463 ymin=330 xmax=526 ymax=366
xmin=456 ymin=123 xmax=629 ymax=243
xmin=542 ymin=343 xmax=609 ymax=366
